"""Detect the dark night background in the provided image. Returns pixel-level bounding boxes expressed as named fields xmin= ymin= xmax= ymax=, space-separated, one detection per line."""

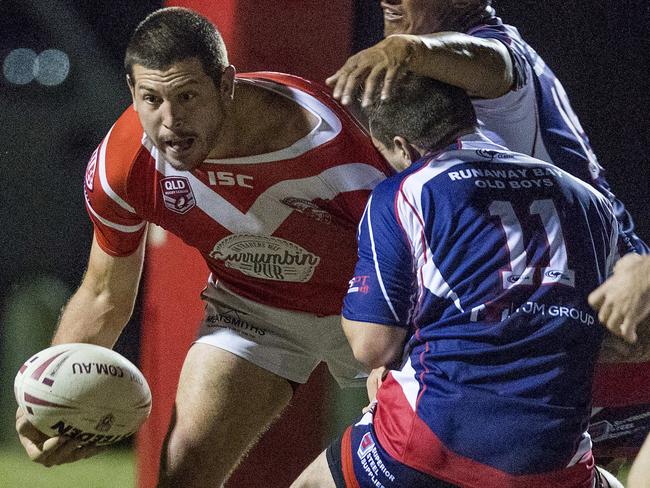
xmin=1 ymin=0 xmax=648 ymax=371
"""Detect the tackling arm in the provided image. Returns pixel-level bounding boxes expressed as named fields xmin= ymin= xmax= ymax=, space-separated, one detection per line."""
xmin=342 ymin=316 xmax=407 ymax=371
xmin=327 ymin=32 xmax=513 ymax=107
xmin=409 ymin=32 xmax=513 ymax=98
xmin=52 ymin=232 xmax=147 ymax=347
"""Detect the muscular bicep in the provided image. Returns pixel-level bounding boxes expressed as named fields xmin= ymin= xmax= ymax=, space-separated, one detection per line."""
xmin=342 ymin=317 xmax=408 ymax=370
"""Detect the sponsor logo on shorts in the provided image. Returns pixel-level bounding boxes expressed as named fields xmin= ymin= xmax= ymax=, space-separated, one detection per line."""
xmin=160 ymin=176 xmax=196 ymax=214
xmin=356 ymin=431 xmax=396 ymax=485
xmin=357 ymin=432 xmax=375 ymax=459
xmin=205 ymin=308 xmax=266 ymax=337
xmin=281 ymin=197 xmax=332 ymax=224
xmin=210 ymin=235 xmax=321 ymax=282
xmin=347 ymin=276 xmax=369 ymax=294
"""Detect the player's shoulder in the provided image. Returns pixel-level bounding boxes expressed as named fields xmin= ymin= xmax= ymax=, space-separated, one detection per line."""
xmin=86 ymin=106 xmax=150 ymax=200
xmin=238 ymin=71 xmax=390 ymax=170
xmin=236 ymin=71 xmax=357 ymax=128
xmin=238 ymin=71 xmax=330 ymax=97
xmin=370 ymin=160 xmax=430 ymax=209
xmin=467 ymin=16 xmax=522 ymax=45
xmin=103 ymin=106 xmax=148 ymax=167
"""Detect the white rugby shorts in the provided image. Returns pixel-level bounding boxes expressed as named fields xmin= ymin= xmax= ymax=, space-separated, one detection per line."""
xmin=195 ymin=279 xmax=367 ymax=387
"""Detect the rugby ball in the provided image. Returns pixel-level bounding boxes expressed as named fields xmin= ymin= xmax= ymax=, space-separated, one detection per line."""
xmin=14 ymin=343 xmax=151 ymax=446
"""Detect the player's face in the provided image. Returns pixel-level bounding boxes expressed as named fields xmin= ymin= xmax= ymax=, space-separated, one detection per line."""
xmin=380 ymin=0 xmax=453 ymax=36
xmin=129 ymin=59 xmax=230 ymax=171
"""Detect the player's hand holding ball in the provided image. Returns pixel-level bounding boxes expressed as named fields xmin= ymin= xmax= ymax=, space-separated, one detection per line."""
xmin=14 ymin=343 xmax=151 ymax=466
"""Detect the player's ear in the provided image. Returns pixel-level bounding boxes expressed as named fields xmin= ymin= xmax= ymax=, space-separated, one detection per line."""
xmin=393 ymin=136 xmax=418 ymax=170
xmin=220 ymin=65 xmax=236 ymax=102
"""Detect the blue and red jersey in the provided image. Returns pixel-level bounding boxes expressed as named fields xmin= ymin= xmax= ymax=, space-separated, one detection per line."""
xmin=343 ymin=134 xmax=618 ymax=487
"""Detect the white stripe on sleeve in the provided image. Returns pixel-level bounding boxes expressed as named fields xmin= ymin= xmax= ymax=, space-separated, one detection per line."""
xmin=366 ymin=195 xmax=400 ymax=322
xmin=98 ymin=125 xmax=138 ymax=214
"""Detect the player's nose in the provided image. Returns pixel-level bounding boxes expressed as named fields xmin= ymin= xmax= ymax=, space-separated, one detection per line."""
xmin=161 ymin=100 xmax=184 ymax=129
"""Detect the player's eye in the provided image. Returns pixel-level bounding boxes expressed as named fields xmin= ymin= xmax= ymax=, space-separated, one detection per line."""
xmin=143 ymin=94 xmax=161 ymax=105
xmin=180 ymin=92 xmax=197 ymax=102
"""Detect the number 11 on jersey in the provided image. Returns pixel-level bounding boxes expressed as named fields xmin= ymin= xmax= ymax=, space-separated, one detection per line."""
xmin=489 ymin=198 xmax=575 ymax=290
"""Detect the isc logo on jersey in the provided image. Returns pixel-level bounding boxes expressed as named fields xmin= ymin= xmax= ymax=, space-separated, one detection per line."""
xmin=207 ymin=171 xmax=253 ymax=188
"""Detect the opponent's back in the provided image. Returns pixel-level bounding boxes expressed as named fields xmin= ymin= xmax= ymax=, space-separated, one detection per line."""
xmin=344 ymin=135 xmax=618 ymax=486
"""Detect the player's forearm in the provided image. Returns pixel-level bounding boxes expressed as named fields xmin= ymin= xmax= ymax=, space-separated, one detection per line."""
xmin=52 ymin=285 xmax=134 ymax=347
xmin=408 ymin=32 xmax=513 ymax=99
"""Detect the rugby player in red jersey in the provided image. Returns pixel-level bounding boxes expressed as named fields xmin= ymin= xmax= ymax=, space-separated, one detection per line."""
xmin=15 ymin=7 xmax=391 ymax=487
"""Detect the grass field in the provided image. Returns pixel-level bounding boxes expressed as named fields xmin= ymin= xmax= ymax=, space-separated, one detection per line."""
xmin=0 ymin=441 xmax=135 ymax=488
xmin=0 ymin=440 xmax=632 ymax=487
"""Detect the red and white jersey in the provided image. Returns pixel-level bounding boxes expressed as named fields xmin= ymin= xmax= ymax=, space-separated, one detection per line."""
xmin=84 ymin=72 xmax=391 ymax=316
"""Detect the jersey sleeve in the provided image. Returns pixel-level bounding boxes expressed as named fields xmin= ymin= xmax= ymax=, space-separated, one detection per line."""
xmin=342 ymin=179 xmax=415 ymax=327
xmin=83 ymin=116 xmax=147 ymax=256
xmin=468 ymin=23 xmax=527 ymax=92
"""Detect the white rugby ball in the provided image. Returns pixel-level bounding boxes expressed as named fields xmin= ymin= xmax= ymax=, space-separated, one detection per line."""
xmin=14 ymin=343 xmax=152 ymax=446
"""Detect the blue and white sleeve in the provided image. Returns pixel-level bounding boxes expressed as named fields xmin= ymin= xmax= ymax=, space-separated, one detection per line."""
xmin=342 ymin=182 xmax=415 ymax=328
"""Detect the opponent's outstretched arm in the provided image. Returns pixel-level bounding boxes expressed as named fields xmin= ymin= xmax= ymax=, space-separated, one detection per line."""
xmin=327 ymin=33 xmax=513 ymax=108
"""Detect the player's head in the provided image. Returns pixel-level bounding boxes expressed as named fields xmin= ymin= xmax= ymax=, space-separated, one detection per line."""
xmin=124 ymin=8 xmax=235 ymax=172
xmin=380 ymin=0 xmax=493 ymax=36
xmin=364 ymin=75 xmax=476 ymax=171
xmin=125 ymin=7 xmax=228 ymax=88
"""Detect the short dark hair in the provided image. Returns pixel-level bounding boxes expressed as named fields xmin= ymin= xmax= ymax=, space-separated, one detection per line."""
xmin=364 ymin=75 xmax=477 ymax=152
xmin=124 ymin=7 xmax=228 ymax=87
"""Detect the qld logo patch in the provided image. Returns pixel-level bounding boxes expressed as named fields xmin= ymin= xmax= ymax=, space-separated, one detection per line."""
xmin=357 ymin=432 xmax=375 ymax=459
xmin=160 ymin=176 xmax=196 ymax=214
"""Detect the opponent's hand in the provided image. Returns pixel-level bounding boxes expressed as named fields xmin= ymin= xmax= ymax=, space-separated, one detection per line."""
xmin=363 ymin=367 xmax=388 ymax=413
xmin=326 ymin=35 xmax=422 ymax=108
xmin=589 ymin=254 xmax=650 ymax=344
xmin=16 ymin=407 xmax=104 ymax=466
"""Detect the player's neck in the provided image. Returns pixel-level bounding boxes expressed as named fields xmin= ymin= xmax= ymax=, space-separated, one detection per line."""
xmin=208 ymin=82 xmax=318 ymax=159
